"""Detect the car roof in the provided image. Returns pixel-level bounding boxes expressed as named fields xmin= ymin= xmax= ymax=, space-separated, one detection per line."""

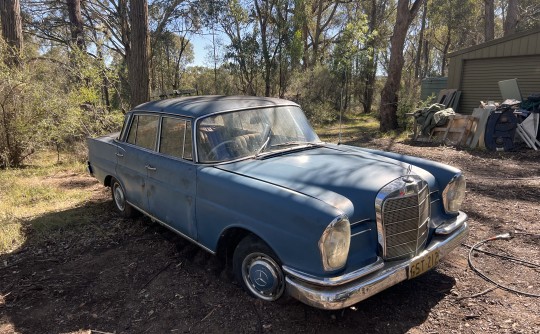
xmin=131 ymin=95 xmax=300 ymax=118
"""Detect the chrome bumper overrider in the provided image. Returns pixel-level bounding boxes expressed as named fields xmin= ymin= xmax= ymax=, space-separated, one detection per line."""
xmin=285 ymin=214 xmax=469 ymax=310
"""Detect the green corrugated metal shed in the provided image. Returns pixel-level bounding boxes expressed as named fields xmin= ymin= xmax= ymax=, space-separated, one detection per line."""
xmin=420 ymin=77 xmax=448 ymax=101
xmin=447 ymin=28 xmax=540 ymax=114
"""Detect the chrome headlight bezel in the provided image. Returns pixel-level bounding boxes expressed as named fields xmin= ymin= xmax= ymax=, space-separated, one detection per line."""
xmin=319 ymin=215 xmax=351 ymax=271
xmin=442 ymin=173 xmax=466 ymax=214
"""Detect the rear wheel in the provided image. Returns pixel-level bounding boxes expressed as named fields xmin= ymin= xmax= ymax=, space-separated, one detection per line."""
xmin=233 ymin=235 xmax=285 ymax=302
xmin=111 ymin=177 xmax=137 ymax=218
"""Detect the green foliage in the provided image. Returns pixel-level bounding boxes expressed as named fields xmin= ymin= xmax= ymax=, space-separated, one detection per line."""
xmin=183 ymin=66 xmax=240 ymax=96
xmin=396 ymin=85 xmax=422 ymax=130
xmin=0 ymin=40 xmax=124 ymax=168
xmin=151 ymin=32 xmax=195 ymax=95
xmin=332 ymin=15 xmax=369 ymax=73
xmin=289 ymin=65 xmax=339 ymax=125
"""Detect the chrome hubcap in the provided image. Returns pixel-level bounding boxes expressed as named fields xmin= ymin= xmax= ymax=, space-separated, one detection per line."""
xmin=242 ymin=252 xmax=284 ymax=301
xmin=113 ymin=183 xmax=125 ymax=211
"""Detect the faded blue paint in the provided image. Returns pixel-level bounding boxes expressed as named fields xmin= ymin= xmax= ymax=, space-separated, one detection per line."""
xmin=115 ymin=142 xmax=151 ymax=209
xmin=86 ymin=134 xmax=118 ymax=185
xmin=87 ymin=98 xmax=465 ymax=282
xmin=132 ymin=95 xmax=298 ymax=119
xmin=356 ymin=147 xmax=461 ymax=193
xmin=146 ymin=154 xmax=198 ymax=239
xmin=196 ymin=165 xmax=341 ymax=275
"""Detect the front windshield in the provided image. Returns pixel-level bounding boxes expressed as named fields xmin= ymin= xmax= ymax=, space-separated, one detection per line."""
xmin=197 ymin=106 xmax=320 ymax=163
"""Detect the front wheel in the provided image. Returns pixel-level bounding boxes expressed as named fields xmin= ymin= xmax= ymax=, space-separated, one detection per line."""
xmin=110 ymin=177 xmax=137 ymax=218
xmin=233 ymin=235 xmax=286 ymax=302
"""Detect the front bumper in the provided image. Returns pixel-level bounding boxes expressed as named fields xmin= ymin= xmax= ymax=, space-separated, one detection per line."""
xmin=285 ymin=215 xmax=469 ymax=310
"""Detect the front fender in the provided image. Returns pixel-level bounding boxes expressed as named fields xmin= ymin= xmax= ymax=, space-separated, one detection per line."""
xmin=195 ymin=166 xmax=343 ymax=276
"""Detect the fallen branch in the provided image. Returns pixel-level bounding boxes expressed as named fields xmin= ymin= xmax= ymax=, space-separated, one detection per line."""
xmin=138 ymin=261 xmax=172 ymax=292
xmin=200 ymin=307 xmax=216 ymax=323
xmin=457 ymin=286 xmax=497 ymax=300
xmin=90 ymin=330 xmax=115 ymax=334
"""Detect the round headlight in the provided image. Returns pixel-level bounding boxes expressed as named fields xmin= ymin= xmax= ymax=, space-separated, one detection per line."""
xmin=442 ymin=174 xmax=466 ymax=213
xmin=319 ymin=216 xmax=351 ymax=271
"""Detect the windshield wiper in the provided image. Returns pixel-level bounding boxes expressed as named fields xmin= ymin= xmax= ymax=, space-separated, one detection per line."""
xmin=269 ymin=141 xmax=321 ymax=148
xmin=255 ymin=135 xmax=271 ymax=157
xmin=254 ymin=141 xmax=323 ymax=159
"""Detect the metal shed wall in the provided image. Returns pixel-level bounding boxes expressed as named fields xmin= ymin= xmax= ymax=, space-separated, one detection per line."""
xmin=420 ymin=77 xmax=448 ymax=100
xmin=447 ymin=28 xmax=540 ymax=114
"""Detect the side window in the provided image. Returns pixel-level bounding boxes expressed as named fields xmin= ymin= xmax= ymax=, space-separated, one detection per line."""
xmin=160 ymin=117 xmax=185 ymax=158
xmin=126 ymin=114 xmax=159 ymax=150
xmin=119 ymin=114 xmax=131 ymax=141
xmin=184 ymin=121 xmax=193 ymax=160
xmin=159 ymin=118 xmax=193 ymax=161
xmin=126 ymin=115 xmax=138 ymax=144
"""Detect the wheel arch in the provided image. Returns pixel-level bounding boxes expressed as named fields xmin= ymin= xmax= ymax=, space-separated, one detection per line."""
xmin=216 ymin=227 xmax=277 ymax=265
xmin=104 ymin=175 xmax=113 ymax=187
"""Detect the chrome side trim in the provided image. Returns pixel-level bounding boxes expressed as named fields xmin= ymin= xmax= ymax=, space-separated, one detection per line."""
xmin=283 ymin=257 xmax=384 ymax=287
xmin=351 ymin=229 xmax=371 ymax=237
xmin=126 ymin=201 xmax=216 ymax=255
xmin=350 ymin=218 xmax=370 ymax=227
xmin=286 ymin=218 xmax=469 ymax=310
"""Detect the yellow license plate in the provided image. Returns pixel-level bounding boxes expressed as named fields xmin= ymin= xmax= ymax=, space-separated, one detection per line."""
xmin=408 ymin=250 xmax=440 ymax=279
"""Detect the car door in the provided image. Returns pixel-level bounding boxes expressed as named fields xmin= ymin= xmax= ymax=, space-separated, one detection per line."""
xmin=146 ymin=116 xmax=197 ymax=239
xmin=115 ymin=113 xmax=160 ymax=210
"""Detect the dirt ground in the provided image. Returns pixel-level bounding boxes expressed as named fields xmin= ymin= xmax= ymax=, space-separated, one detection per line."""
xmin=1 ymin=132 xmax=539 ymax=333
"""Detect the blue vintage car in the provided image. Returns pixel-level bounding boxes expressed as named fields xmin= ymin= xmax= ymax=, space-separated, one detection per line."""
xmin=87 ymin=96 xmax=468 ymax=309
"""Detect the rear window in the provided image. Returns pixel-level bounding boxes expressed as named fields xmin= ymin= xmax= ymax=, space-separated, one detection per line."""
xmin=126 ymin=114 xmax=159 ymax=150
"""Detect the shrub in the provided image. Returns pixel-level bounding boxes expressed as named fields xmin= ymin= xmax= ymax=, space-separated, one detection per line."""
xmin=0 ymin=41 xmax=124 ymax=167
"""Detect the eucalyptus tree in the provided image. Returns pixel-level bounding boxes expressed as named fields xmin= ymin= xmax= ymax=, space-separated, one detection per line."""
xmin=302 ymin=0 xmax=344 ymax=68
xmin=331 ymin=2 xmax=369 ymax=112
xmin=1 ymin=0 xmax=24 ymax=64
xmin=128 ymin=0 xmax=150 ymax=107
xmin=429 ymin=0 xmax=477 ymax=76
xmin=67 ymin=0 xmax=85 ymax=50
xmin=360 ymin=0 xmax=389 ymax=113
xmin=151 ymin=32 xmax=194 ymax=93
xmin=379 ymin=0 xmax=423 ymax=132
xmin=219 ymin=0 xmax=260 ymax=96
xmin=484 ymin=0 xmax=495 ymax=41
xmin=149 ymin=0 xmax=200 ymax=94
xmin=504 ymin=0 xmax=519 ymax=35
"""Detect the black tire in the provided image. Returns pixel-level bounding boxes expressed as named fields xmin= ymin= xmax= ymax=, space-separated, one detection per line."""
xmin=233 ymin=235 xmax=286 ymax=302
xmin=110 ymin=177 xmax=137 ymax=218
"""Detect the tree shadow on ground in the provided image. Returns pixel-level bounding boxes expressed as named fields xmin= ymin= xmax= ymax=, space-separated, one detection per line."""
xmin=1 ymin=200 xmax=456 ymax=334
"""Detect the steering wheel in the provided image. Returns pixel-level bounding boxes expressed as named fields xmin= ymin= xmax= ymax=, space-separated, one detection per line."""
xmin=208 ymin=140 xmax=236 ymax=160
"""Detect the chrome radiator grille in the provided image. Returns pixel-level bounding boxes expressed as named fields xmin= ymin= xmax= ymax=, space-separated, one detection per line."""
xmin=376 ymin=176 xmax=430 ymax=261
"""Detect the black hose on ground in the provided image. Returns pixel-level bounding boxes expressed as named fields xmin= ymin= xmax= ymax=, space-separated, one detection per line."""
xmin=465 ymin=233 xmax=540 ymax=298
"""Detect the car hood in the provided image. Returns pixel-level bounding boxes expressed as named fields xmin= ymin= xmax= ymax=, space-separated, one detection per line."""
xmin=216 ymin=145 xmax=436 ymax=220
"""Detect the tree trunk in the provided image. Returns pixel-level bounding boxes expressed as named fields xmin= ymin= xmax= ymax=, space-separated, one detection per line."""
xmin=361 ymin=0 xmax=383 ymax=114
xmin=422 ymin=39 xmax=429 ymax=78
xmin=67 ymin=0 xmax=85 ymax=50
xmin=441 ymin=31 xmax=451 ymax=76
xmin=414 ymin=0 xmax=428 ymax=79
xmin=128 ymin=0 xmax=150 ymax=108
xmin=484 ymin=0 xmax=495 ymax=41
xmin=254 ymin=0 xmax=273 ymax=97
xmin=504 ymin=0 xmax=519 ymax=36
xmin=0 ymin=0 xmax=23 ymax=64
xmin=379 ymin=0 xmax=423 ymax=132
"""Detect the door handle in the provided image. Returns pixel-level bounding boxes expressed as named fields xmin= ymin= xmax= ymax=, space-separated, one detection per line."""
xmin=145 ymin=165 xmax=157 ymax=171
xmin=116 ymin=153 xmax=124 ymax=157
